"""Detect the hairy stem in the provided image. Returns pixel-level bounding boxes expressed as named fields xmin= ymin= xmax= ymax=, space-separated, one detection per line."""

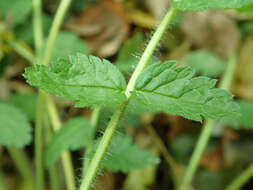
xmin=79 ymin=8 xmax=178 ymax=190
xmin=47 ymin=95 xmax=76 ymax=190
xmin=83 ymin=108 xmax=101 ymax=176
xmin=179 ymin=53 xmax=238 ymax=190
xmin=225 ymin=162 xmax=253 ymax=190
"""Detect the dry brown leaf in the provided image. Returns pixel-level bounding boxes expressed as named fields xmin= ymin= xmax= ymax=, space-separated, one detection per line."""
xmin=232 ymin=35 xmax=253 ymax=100
xmin=181 ymin=11 xmax=239 ymax=58
xmin=65 ymin=0 xmax=129 ymax=58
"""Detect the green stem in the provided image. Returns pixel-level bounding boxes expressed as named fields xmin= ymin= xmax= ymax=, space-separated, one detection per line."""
xmin=33 ymin=0 xmax=44 ymax=55
xmin=83 ymin=108 xmax=101 ymax=176
xmin=7 ymin=147 xmax=35 ymax=189
xmin=0 ymin=170 xmax=8 ymax=190
xmin=225 ymin=162 xmax=253 ymax=190
xmin=145 ymin=124 xmax=183 ymax=189
xmin=34 ymin=0 xmax=74 ymax=189
xmin=178 ymin=54 xmax=238 ymax=190
xmin=35 ymin=91 xmax=46 ymax=190
xmin=33 ymin=0 xmax=45 ymax=189
xmin=46 ymin=95 xmax=76 ymax=190
xmin=45 ymin=114 xmax=60 ymax=190
xmin=7 ymin=41 xmax=35 ymax=63
xmin=42 ymin=0 xmax=72 ymax=66
xmin=179 ymin=119 xmax=216 ymax=190
xmin=79 ymin=8 xmax=178 ymax=190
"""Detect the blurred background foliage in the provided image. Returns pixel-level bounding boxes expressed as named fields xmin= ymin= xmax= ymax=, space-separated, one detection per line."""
xmin=0 ymin=0 xmax=253 ymax=190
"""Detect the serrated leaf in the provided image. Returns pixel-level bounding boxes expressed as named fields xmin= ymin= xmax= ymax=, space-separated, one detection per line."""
xmin=172 ymin=0 xmax=253 ymax=11
xmin=45 ymin=117 xmax=93 ymax=168
xmin=131 ymin=61 xmax=239 ymax=122
xmin=116 ymin=33 xmax=143 ymax=74
xmin=91 ymin=135 xmax=159 ymax=173
xmin=182 ymin=50 xmax=226 ymax=78
xmin=23 ymin=53 xmax=127 ymax=107
xmin=0 ymin=102 xmax=32 ymax=147
xmin=9 ymin=93 xmax=37 ymax=121
xmin=41 ymin=31 xmax=89 ymax=61
xmin=0 ymin=0 xmax=32 ymax=26
xmin=222 ymin=100 xmax=253 ymax=129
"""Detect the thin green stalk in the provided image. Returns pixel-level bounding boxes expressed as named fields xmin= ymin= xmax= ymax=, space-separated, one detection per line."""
xmin=225 ymin=162 xmax=253 ymax=190
xmin=0 ymin=170 xmax=8 ymax=190
xmin=79 ymin=8 xmax=178 ymax=190
xmin=83 ymin=108 xmax=101 ymax=176
xmin=33 ymin=0 xmax=74 ymax=189
xmin=35 ymin=91 xmax=46 ymax=190
xmin=33 ymin=0 xmax=45 ymax=189
xmin=8 ymin=41 xmax=35 ymax=63
xmin=7 ymin=147 xmax=35 ymax=189
xmin=42 ymin=0 xmax=72 ymax=66
xmin=145 ymin=124 xmax=183 ymax=189
xmin=179 ymin=54 xmax=238 ymax=190
xmin=33 ymin=0 xmax=44 ymax=55
xmin=46 ymin=95 xmax=76 ymax=190
xmin=45 ymin=114 xmax=60 ymax=190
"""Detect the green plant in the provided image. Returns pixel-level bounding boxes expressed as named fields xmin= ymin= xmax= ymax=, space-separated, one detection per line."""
xmin=2 ymin=0 xmax=253 ymax=190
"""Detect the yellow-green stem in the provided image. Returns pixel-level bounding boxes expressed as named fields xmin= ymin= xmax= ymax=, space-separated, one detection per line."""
xmin=42 ymin=0 xmax=72 ymax=66
xmin=47 ymin=95 xmax=76 ymax=190
xmin=0 ymin=170 xmax=8 ymax=190
xmin=178 ymin=54 xmax=238 ymax=190
xmin=83 ymin=108 xmax=101 ymax=176
xmin=225 ymin=162 xmax=253 ymax=190
xmin=79 ymin=8 xmax=178 ymax=190
xmin=35 ymin=91 xmax=46 ymax=190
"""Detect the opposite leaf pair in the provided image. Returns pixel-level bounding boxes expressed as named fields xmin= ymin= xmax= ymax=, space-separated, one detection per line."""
xmin=24 ymin=53 xmax=239 ymax=123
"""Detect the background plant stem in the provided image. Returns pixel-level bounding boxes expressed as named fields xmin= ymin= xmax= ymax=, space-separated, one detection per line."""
xmin=46 ymin=95 xmax=76 ymax=190
xmin=32 ymin=0 xmax=74 ymax=189
xmin=83 ymin=108 xmax=101 ymax=176
xmin=0 ymin=170 xmax=8 ymax=190
xmin=42 ymin=0 xmax=72 ymax=66
xmin=7 ymin=41 xmax=35 ymax=63
xmin=145 ymin=124 xmax=183 ymax=189
xmin=179 ymin=53 xmax=237 ymax=190
xmin=225 ymin=162 xmax=253 ymax=190
xmin=79 ymin=8 xmax=178 ymax=190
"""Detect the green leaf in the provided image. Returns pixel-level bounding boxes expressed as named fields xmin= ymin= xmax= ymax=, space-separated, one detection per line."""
xmin=0 ymin=102 xmax=32 ymax=147
xmin=222 ymin=100 xmax=253 ymax=129
xmin=0 ymin=0 xmax=32 ymax=26
xmin=9 ymin=93 xmax=37 ymax=121
xmin=41 ymin=31 xmax=89 ymax=61
xmin=92 ymin=135 xmax=159 ymax=173
xmin=45 ymin=117 xmax=93 ymax=168
xmin=23 ymin=53 xmax=127 ymax=108
xmin=116 ymin=33 xmax=143 ymax=74
xmin=172 ymin=0 xmax=253 ymax=11
xmin=182 ymin=50 xmax=226 ymax=78
xmin=15 ymin=14 xmax=53 ymax=45
xmin=131 ymin=61 xmax=239 ymax=122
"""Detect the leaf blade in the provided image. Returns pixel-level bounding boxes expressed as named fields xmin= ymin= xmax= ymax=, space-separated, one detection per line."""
xmin=45 ymin=117 xmax=93 ymax=168
xmin=172 ymin=0 xmax=253 ymax=11
xmin=0 ymin=102 xmax=32 ymax=147
xmin=24 ymin=53 xmax=127 ymax=108
xmin=131 ymin=61 xmax=239 ymax=122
